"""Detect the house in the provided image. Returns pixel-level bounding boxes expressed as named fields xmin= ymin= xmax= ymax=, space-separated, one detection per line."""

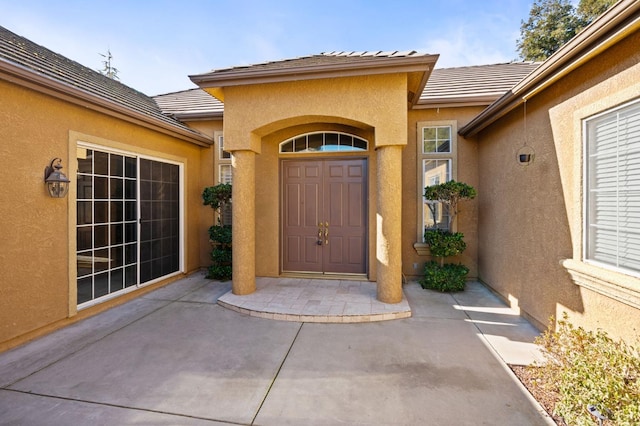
xmin=1 ymin=0 xmax=638 ymax=352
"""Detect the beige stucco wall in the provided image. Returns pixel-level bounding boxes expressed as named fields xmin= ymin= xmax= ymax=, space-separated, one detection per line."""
xmin=0 ymin=80 xmax=213 ymax=350
xmin=475 ymin=31 xmax=640 ymax=342
xmin=211 ymin=74 xmax=408 ymax=280
xmin=179 ymin=119 xmax=223 ymax=268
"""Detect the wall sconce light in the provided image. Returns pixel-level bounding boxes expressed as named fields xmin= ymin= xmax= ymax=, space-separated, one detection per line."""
xmin=44 ymin=158 xmax=70 ymax=198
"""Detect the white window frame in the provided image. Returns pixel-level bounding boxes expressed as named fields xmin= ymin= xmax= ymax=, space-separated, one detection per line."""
xmin=219 ymin=134 xmax=231 ymax=160
xmin=215 ymin=132 xmax=232 ymax=225
xmin=423 ymin=159 xmax=452 ymax=232
xmin=216 ymin=133 xmax=232 ymax=184
xmin=583 ymin=98 xmax=640 ymax=277
xmin=416 ymin=121 xmax=458 ymax=243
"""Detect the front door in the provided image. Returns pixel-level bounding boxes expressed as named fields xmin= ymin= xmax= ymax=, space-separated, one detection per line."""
xmin=282 ymin=158 xmax=367 ymax=274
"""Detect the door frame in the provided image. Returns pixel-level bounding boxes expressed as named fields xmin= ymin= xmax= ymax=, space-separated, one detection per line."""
xmin=279 ymin=156 xmax=369 ymax=277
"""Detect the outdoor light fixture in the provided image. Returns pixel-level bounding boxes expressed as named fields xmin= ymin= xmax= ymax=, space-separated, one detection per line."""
xmin=44 ymin=157 xmax=70 ymax=198
xmin=516 ymin=146 xmax=535 ymax=166
xmin=517 ymin=98 xmax=535 ymax=166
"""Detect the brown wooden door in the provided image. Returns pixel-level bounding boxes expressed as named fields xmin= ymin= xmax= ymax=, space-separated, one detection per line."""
xmin=282 ymin=159 xmax=367 ymax=274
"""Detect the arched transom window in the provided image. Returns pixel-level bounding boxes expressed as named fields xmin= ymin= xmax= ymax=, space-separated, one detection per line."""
xmin=279 ymin=132 xmax=368 ymax=153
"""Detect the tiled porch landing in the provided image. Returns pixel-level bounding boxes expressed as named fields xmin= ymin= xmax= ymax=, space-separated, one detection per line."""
xmin=218 ymin=277 xmax=412 ymax=322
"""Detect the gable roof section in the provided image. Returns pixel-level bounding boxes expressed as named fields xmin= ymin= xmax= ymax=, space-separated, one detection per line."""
xmin=418 ymin=62 xmax=540 ymax=108
xmin=154 ymin=88 xmax=224 ymax=121
xmin=0 ymin=26 xmax=211 ymax=146
xmin=160 ymin=61 xmax=540 ymax=118
xmin=189 ymin=50 xmax=439 ymax=106
xmin=459 ymin=0 xmax=640 ymax=137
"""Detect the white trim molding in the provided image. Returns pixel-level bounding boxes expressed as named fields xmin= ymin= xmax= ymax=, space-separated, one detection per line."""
xmin=563 ymin=258 xmax=640 ymax=310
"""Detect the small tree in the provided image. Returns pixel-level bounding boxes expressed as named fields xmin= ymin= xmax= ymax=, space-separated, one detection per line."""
xmin=420 ymin=180 xmax=476 ymax=292
xmin=423 ymin=180 xmax=477 ymax=230
xmin=202 ymin=183 xmax=232 ymax=280
xmin=517 ymin=0 xmax=616 ymax=61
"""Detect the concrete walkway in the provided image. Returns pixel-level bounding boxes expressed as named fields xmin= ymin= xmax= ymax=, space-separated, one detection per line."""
xmin=0 ymin=274 xmax=553 ymax=425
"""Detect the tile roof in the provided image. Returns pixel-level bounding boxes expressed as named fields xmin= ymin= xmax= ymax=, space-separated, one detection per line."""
xmin=162 ymin=61 xmax=541 ymax=117
xmin=154 ymin=88 xmax=224 ymax=119
xmin=0 ymin=25 xmax=209 ymax=143
xmin=419 ymin=62 xmax=541 ymax=107
xmin=200 ymin=50 xmax=432 ymax=76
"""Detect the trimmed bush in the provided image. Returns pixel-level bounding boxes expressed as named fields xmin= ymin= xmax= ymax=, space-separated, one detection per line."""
xmin=419 ymin=261 xmax=469 ymax=292
xmin=207 ymin=265 xmax=232 ymax=281
xmin=422 ymin=180 xmax=475 ymax=292
xmin=208 ymin=225 xmax=232 ymax=245
xmin=210 ymin=247 xmax=232 ymax=264
xmin=202 ymin=183 xmax=232 ymax=281
xmin=424 ymin=229 xmax=466 ymax=261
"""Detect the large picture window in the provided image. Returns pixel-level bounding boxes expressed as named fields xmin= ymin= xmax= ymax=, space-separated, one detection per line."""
xmin=585 ymin=99 xmax=640 ymax=275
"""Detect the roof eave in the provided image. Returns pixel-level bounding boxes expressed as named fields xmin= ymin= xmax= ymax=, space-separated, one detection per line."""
xmin=190 ymin=54 xmax=440 ymax=89
xmin=1 ymin=59 xmax=213 ymax=147
xmin=171 ymin=111 xmax=224 ymax=121
xmin=415 ymin=94 xmax=502 ymax=110
xmin=459 ymin=0 xmax=640 ymax=138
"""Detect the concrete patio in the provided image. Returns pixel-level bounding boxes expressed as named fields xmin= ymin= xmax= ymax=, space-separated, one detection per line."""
xmin=0 ymin=273 xmax=553 ymax=425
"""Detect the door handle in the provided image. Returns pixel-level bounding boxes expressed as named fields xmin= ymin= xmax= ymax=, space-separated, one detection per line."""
xmin=324 ymin=222 xmax=329 ymax=245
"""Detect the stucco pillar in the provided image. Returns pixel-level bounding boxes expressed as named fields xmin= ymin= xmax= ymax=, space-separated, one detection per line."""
xmin=376 ymin=144 xmax=403 ymax=303
xmin=231 ymin=150 xmax=256 ymax=295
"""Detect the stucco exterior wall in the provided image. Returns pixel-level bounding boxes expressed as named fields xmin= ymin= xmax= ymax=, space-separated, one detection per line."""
xmin=476 ymin=31 xmax=640 ymax=341
xmin=0 ymin=80 xmax=211 ymax=349
xmin=179 ymin=120 xmax=223 ymax=270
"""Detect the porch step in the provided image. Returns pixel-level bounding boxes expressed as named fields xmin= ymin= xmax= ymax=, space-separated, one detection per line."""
xmin=218 ymin=277 xmax=411 ymax=323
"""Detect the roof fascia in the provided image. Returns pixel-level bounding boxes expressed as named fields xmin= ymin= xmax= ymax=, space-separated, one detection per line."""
xmin=0 ymin=59 xmax=213 ymax=147
xmin=190 ymin=54 xmax=440 ymax=89
xmin=415 ymin=94 xmax=501 ymax=109
xmin=410 ymin=64 xmax=436 ymax=108
xmin=172 ymin=111 xmax=224 ymax=121
xmin=459 ymin=0 xmax=640 ymax=138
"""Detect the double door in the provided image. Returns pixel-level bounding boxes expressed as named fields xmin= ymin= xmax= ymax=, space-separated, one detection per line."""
xmin=282 ymin=159 xmax=367 ymax=274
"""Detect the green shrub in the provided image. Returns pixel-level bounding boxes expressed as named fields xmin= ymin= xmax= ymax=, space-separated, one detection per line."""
xmin=419 ymin=261 xmax=468 ymax=292
xmin=208 ymin=225 xmax=232 ymax=245
xmin=207 ymin=264 xmax=232 ymax=281
xmin=424 ymin=229 xmax=466 ymax=260
xmin=202 ymin=183 xmax=232 ymax=211
xmin=202 ymin=183 xmax=232 ymax=281
xmin=210 ymin=247 xmax=232 ymax=264
xmin=423 ymin=180 xmax=476 ymax=230
xmin=531 ymin=314 xmax=640 ymax=425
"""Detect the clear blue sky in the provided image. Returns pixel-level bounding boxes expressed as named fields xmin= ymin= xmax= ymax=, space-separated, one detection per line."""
xmin=1 ymin=0 xmax=535 ymax=95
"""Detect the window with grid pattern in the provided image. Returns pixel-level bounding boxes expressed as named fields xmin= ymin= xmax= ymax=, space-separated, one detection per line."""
xmin=418 ymin=123 xmax=456 ymax=240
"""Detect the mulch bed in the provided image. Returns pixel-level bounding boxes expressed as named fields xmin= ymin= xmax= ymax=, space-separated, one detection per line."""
xmin=510 ymin=365 xmax=567 ymax=426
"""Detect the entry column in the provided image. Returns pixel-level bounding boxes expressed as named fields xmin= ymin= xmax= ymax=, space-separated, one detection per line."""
xmin=231 ymin=149 xmax=256 ymax=295
xmin=376 ymin=145 xmax=403 ymax=303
